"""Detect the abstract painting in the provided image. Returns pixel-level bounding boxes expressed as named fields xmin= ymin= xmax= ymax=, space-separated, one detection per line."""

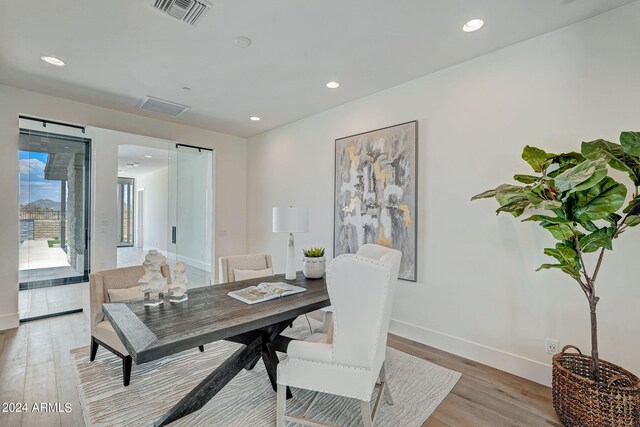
xmin=334 ymin=121 xmax=418 ymax=281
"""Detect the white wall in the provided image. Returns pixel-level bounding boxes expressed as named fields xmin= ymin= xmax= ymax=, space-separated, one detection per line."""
xmin=0 ymin=84 xmax=247 ymax=330
xmin=247 ymin=2 xmax=640 ymax=386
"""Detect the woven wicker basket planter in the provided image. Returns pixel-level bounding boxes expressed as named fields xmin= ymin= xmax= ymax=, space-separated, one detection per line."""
xmin=552 ymin=345 xmax=640 ymax=426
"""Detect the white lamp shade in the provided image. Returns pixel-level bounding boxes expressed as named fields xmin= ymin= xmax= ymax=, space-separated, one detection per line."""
xmin=273 ymin=207 xmax=309 ymax=233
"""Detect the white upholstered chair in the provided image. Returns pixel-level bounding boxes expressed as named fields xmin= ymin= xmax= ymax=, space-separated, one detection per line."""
xmin=276 ymin=244 xmax=402 ymax=427
xmin=218 ymin=253 xmax=273 ymax=283
xmin=312 ymin=244 xmax=397 ymax=344
xmin=89 ymin=264 xmax=204 ymax=386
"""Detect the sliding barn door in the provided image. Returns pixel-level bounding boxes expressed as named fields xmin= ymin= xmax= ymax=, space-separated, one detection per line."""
xmin=167 ymin=144 xmax=214 ymax=288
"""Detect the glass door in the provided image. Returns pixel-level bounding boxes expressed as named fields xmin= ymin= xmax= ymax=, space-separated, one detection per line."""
xmin=19 ymin=118 xmax=90 ymax=321
xmin=167 ymin=144 xmax=214 ymax=289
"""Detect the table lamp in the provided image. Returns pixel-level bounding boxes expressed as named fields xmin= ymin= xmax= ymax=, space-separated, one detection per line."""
xmin=273 ymin=206 xmax=309 ymax=280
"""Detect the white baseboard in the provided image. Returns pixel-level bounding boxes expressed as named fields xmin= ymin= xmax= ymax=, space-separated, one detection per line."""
xmin=0 ymin=312 xmax=19 ymax=331
xmin=389 ymin=318 xmax=552 ymax=387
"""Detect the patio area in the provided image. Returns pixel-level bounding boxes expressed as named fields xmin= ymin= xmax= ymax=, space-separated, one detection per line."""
xmin=19 ymin=239 xmax=85 ymax=320
xmin=18 ymin=239 xmax=82 ymax=284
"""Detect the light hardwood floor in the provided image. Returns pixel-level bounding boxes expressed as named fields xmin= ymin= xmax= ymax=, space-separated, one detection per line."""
xmin=387 ymin=334 xmax=562 ymax=426
xmin=0 ymin=312 xmax=561 ymax=427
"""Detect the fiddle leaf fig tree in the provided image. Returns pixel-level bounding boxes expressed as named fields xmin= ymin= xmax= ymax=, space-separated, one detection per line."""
xmin=472 ymin=132 xmax=640 ymax=382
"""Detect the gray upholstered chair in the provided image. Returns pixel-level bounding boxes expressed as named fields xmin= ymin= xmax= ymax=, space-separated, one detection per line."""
xmin=218 ymin=253 xmax=273 ymax=283
xmin=89 ymin=264 xmax=204 ymax=386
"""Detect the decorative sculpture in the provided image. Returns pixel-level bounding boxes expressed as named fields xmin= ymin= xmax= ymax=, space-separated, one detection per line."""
xmin=138 ymin=249 xmax=168 ymax=307
xmin=169 ymin=261 xmax=189 ymax=303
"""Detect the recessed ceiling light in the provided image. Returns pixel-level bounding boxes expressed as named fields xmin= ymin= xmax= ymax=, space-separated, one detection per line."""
xmin=145 ymin=155 xmax=153 ymax=158
xmin=463 ymin=19 xmax=484 ymax=33
xmin=41 ymin=56 xmax=65 ymax=66
xmin=250 ymin=116 xmax=261 ymax=121
xmin=326 ymin=81 xmax=340 ymax=89
xmin=234 ymin=36 xmax=252 ymax=48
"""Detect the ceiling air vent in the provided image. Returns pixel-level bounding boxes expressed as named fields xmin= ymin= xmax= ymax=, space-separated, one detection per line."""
xmin=151 ymin=0 xmax=212 ymax=26
xmin=137 ymin=96 xmax=190 ymax=117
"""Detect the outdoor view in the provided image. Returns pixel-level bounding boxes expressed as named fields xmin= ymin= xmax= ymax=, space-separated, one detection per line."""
xmin=19 ymin=132 xmax=88 ymax=289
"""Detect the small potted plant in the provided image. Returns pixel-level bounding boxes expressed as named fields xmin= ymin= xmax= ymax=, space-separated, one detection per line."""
xmin=302 ymin=247 xmax=326 ymax=279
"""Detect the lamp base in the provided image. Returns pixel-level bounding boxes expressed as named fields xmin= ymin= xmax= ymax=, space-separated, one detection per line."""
xmin=285 ymin=232 xmax=296 ymax=280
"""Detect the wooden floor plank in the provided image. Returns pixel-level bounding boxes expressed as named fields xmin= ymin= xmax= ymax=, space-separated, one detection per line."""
xmin=387 ymin=333 xmax=561 ymax=426
xmin=55 ymin=363 xmax=84 ymax=427
xmin=0 ymin=354 xmax=26 ymax=427
xmin=0 ymin=324 xmax=29 ymax=367
xmin=22 ymin=360 xmax=61 ymax=427
xmin=425 ymin=392 xmax=518 ymax=426
xmin=27 ymin=320 xmax=53 ymax=366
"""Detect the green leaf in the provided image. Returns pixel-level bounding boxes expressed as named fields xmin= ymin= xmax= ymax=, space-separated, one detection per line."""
xmin=582 ymin=139 xmax=640 ymax=185
xmin=495 ymin=191 xmax=528 ymax=206
xmin=533 ymin=199 xmax=563 ymax=210
xmin=536 ymin=263 xmax=581 ymax=279
xmin=578 ymin=228 xmax=613 ymax=253
xmin=628 ymin=203 xmax=640 ymax=217
xmin=471 ymin=184 xmax=526 ymax=201
xmin=522 ymin=146 xmax=555 ymax=172
xmin=571 ymin=176 xmax=627 ymax=222
xmin=603 ymin=213 xmax=622 ymax=226
xmin=553 ymin=152 xmax=585 ymax=168
xmin=496 ymin=199 xmax=530 ymax=217
xmin=624 ymin=216 xmax=640 ymax=227
xmin=624 ymin=196 xmax=640 ymax=214
xmin=579 ymin=220 xmax=599 ymax=232
xmin=514 ymin=174 xmax=540 ymax=184
xmin=543 ymin=223 xmax=581 ymax=240
xmin=620 ymin=132 xmax=640 ymax=157
xmin=548 ymin=152 xmax=585 ymax=177
xmin=572 ymin=166 xmax=608 ymax=193
xmin=544 ymin=246 xmax=578 ymax=267
xmin=536 ymin=263 xmax=563 ymax=271
xmin=553 ymin=159 xmax=606 ymax=193
xmin=522 ymin=214 xmax=569 ymax=224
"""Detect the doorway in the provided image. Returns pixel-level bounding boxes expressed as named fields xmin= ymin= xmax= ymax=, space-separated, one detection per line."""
xmin=18 ymin=117 xmax=90 ymax=321
xmin=115 ymin=138 xmax=214 ymax=289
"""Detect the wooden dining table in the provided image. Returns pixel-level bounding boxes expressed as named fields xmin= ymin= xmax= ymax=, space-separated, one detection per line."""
xmin=102 ymin=271 xmax=330 ymax=426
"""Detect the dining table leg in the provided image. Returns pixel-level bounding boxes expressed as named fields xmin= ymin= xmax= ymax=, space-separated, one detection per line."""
xmin=153 ymin=317 xmax=296 ymax=427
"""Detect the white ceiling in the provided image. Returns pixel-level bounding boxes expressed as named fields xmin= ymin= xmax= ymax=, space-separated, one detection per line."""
xmin=0 ymin=0 xmax=635 ymax=138
xmin=118 ymin=145 xmax=169 ymax=179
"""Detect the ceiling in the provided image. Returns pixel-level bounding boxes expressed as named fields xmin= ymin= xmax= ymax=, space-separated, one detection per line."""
xmin=0 ymin=0 xmax=635 ymax=138
xmin=118 ymin=145 xmax=169 ymax=179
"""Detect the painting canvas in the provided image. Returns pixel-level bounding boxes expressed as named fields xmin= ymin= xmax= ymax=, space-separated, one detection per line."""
xmin=334 ymin=121 xmax=418 ymax=281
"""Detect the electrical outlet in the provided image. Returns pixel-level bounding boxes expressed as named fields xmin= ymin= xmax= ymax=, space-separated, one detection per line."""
xmin=546 ymin=338 xmax=559 ymax=354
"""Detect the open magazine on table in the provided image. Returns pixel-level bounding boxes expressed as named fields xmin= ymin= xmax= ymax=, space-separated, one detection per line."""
xmin=227 ymin=282 xmax=307 ymax=305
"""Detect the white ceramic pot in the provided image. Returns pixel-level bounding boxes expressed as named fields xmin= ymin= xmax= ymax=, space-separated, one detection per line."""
xmin=303 ymin=256 xmax=326 ymax=279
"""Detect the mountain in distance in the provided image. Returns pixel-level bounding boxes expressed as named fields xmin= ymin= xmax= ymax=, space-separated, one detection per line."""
xmin=22 ymin=199 xmax=61 ymax=210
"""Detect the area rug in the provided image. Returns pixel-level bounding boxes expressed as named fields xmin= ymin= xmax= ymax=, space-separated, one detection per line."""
xmin=70 ymin=318 xmax=460 ymax=426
